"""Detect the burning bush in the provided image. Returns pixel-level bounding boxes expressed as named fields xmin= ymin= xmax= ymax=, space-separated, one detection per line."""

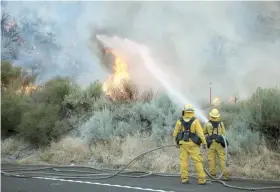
xmin=1 ymin=61 xmax=39 ymax=96
xmin=1 ymin=61 xmax=74 ymax=145
xmin=101 ymin=50 xmax=141 ymax=102
xmin=2 ymin=55 xmax=280 ymax=157
xmin=1 ymin=61 xmax=22 ymax=89
xmin=1 ymin=61 xmax=36 ymax=137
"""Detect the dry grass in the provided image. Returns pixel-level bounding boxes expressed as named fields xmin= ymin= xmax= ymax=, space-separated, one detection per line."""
xmin=17 ymin=154 xmax=41 ymax=164
xmin=40 ymin=136 xmax=91 ymax=164
xmin=228 ymin=147 xmax=280 ymax=179
xmin=1 ymin=136 xmax=280 ymax=180
xmin=89 ymin=134 xmax=182 ymax=172
xmin=1 ymin=137 xmax=33 ymax=162
xmin=1 ymin=137 xmax=29 ymax=155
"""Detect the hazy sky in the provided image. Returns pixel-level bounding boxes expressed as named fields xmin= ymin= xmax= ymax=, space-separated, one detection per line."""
xmin=2 ymin=1 xmax=280 ymax=102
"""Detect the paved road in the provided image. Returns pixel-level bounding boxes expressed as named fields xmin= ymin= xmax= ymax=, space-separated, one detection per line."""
xmin=2 ymin=164 xmax=280 ymax=192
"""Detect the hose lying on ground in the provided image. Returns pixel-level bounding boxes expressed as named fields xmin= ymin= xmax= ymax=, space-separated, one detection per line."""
xmin=2 ymin=138 xmax=280 ymax=191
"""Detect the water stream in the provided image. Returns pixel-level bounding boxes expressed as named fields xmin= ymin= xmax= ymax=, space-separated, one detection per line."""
xmin=96 ymin=34 xmax=208 ymax=123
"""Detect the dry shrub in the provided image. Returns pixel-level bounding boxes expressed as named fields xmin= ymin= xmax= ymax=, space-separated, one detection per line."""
xmin=106 ymin=79 xmax=139 ymax=103
xmin=40 ymin=136 xmax=91 ymax=164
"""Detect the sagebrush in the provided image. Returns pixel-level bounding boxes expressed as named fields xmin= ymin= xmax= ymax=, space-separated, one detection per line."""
xmin=1 ymin=61 xmax=280 ymax=159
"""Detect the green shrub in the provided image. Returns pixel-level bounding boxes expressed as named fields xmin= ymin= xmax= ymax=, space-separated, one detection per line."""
xmin=226 ymin=87 xmax=280 ymax=152
xmin=1 ymin=61 xmax=38 ymax=138
xmin=220 ymin=102 xmax=242 ymax=114
xmin=1 ymin=61 xmax=38 ymax=91
xmin=226 ymin=109 xmax=262 ymax=155
xmin=3 ymin=59 xmax=278 ymax=154
xmin=80 ymin=108 xmax=115 ymax=143
xmin=63 ymin=81 xmax=104 ymax=115
xmin=1 ymin=61 xmax=22 ymax=89
xmin=33 ymin=76 xmax=76 ymax=105
xmin=86 ymin=80 xmax=103 ymax=99
xmin=79 ymin=93 xmax=181 ymax=144
xmin=246 ymin=87 xmax=280 ymax=149
xmin=1 ymin=61 xmax=35 ymax=91
xmin=62 ymin=81 xmax=109 ymax=130
xmin=17 ymin=103 xmax=70 ymax=146
xmin=1 ymin=91 xmax=31 ymax=137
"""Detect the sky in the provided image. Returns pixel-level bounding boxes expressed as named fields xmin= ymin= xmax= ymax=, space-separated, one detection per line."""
xmin=2 ymin=1 xmax=280 ymax=103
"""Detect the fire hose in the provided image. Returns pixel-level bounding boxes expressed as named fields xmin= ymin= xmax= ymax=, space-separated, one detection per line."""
xmin=1 ymin=136 xmax=280 ymax=191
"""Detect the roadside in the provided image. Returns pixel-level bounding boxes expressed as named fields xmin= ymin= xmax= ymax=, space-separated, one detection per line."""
xmin=2 ymin=164 xmax=280 ymax=192
xmin=2 ymin=136 xmax=280 ymax=181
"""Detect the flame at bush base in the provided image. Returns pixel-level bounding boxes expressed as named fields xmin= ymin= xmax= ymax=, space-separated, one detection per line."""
xmin=16 ymin=84 xmax=39 ymax=95
xmin=102 ymin=51 xmax=131 ymax=100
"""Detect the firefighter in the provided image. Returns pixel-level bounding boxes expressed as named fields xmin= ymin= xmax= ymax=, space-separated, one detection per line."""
xmin=173 ymin=104 xmax=207 ymax=185
xmin=203 ymin=108 xmax=229 ymax=181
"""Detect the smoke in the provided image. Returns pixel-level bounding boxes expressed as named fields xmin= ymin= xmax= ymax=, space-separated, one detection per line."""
xmin=2 ymin=1 xmax=280 ymax=101
xmin=2 ymin=1 xmax=107 ymax=86
xmin=95 ymin=1 xmax=280 ymax=102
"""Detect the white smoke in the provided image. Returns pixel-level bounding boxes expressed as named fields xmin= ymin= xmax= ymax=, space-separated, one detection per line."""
xmin=3 ymin=1 xmax=280 ymax=102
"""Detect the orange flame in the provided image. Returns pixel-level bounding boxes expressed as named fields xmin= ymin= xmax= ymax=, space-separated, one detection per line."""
xmin=102 ymin=51 xmax=130 ymax=99
xmin=213 ymin=97 xmax=221 ymax=106
xmin=16 ymin=84 xmax=39 ymax=95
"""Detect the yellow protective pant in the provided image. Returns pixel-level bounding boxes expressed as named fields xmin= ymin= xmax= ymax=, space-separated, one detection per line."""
xmin=179 ymin=141 xmax=206 ymax=184
xmin=207 ymin=141 xmax=228 ymax=179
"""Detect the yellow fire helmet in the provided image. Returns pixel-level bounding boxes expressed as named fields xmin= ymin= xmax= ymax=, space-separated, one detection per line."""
xmin=209 ymin=108 xmax=220 ymax=118
xmin=184 ymin=104 xmax=195 ymax=113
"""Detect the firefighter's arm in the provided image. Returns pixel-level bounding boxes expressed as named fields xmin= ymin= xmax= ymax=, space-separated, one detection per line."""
xmin=195 ymin=120 xmax=207 ymax=145
xmin=203 ymin=123 xmax=208 ymax=135
xmin=172 ymin=120 xmax=181 ymax=138
xmin=221 ymin=122 xmax=226 ymax=135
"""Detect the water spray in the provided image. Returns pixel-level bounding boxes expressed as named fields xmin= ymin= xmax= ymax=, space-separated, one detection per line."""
xmin=139 ymin=48 xmax=208 ymax=123
xmin=96 ymin=34 xmax=208 ymax=123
